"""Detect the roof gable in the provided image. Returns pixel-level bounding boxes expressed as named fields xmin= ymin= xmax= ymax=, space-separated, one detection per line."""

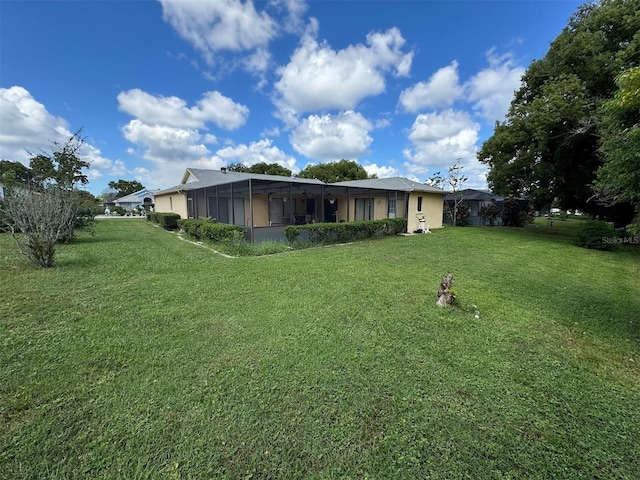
xmin=157 ymin=169 xmax=446 ymax=196
xmin=114 ymin=188 xmax=156 ymax=203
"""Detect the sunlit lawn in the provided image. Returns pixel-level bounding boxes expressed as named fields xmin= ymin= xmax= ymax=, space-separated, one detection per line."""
xmin=1 ymin=219 xmax=639 ymax=478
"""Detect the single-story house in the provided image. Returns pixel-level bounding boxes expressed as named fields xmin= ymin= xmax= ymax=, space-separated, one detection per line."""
xmin=113 ymin=188 xmax=157 ymax=211
xmin=154 ymin=168 xmax=445 ymax=241
xmin=444 ymin=189 xmax=505 ymax=226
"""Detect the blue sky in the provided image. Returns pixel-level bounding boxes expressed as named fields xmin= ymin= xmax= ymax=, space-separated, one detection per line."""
xmin=1 ymin=0 xmax=583 ymax=195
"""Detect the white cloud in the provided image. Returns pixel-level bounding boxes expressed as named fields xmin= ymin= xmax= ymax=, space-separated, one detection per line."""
xmin=159 ymin=0 xmax=277 ymax=64
xmin=269 ymin=0 xmax=307 ymax=34
xmin=290 ymin=111 xmax=373 ymax=161
xmin=0 ymin=86 xmax=70 ymax=163
xmin=159 ymin=0 xmax=306 ymax=72
xmin=402 ymin=109 xmax=481 ymax=179
xmin=117 ymin=89 xmax=248 ymax=130
xmin=274 ymin=19 xmax=413 ymax=116
xmin=466 ymin=49 xmax=524 ymax=122
xmin=364 ymin=163 xmax=399 ymax=178
xmin=210 ymin=138 xmax=299 ymax=173
xmin=0 ymin=86 xmax=125 ymax=184
xmin=122 ymin=119 xmax=214 ymax=164
xmin=399 ymin=61 xmax=464 ymax=112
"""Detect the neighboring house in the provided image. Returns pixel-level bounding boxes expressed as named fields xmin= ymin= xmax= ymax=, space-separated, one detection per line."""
xmin=154 ymin=168 xmax=445 ymax=242
xmin=444 ymin=189 xmax=504 ymax=226
xmin=113 ymin=188 xmax=157 ymax=211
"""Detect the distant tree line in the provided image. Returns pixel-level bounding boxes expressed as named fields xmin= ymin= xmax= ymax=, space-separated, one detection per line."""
xmin=226 ymin=159 xmax=375 ymax=183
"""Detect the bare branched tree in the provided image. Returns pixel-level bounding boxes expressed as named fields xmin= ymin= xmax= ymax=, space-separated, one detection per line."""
xmin=1 ymin=187 xmax=77 ymax=268
xmin=1 ymin=128 xmax=93 ymax=268
xmin=428 ymin=160 xmax=468 ymax=226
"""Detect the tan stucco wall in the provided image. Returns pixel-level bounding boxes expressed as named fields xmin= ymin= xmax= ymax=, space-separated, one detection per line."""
xmin=155 ymin=193 xmax=187 ymax=219
xmin=407 ymin=192 xmax=443 ymax=232
xmin=156 ymin=189 xmax=442 ymax=230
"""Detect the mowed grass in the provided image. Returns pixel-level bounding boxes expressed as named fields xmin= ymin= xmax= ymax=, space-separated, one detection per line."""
xmin=1 ymin=219 xmax=639 ymax=479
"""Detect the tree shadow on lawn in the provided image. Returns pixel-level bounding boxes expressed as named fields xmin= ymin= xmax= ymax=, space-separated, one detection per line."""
xmin=489 ymin=253 xmax=640 ymax=346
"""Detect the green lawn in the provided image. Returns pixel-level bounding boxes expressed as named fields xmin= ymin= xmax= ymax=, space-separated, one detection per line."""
xmin=1 ymin=219 xmax=639 ymax=479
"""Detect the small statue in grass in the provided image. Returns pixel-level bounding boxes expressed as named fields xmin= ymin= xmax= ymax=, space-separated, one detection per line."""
xmin=436 ymin=274 xmax=455 ymax=307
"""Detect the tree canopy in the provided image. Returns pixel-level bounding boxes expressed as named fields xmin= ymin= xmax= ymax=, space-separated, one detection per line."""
xmin=595 ymin=66 xmax=640 ymax=230
xmin=226 ymin=162 xmax=292 ymax=177
xmin=108 ymin=179 xmax=145 ymax=198
xmin=296 ymin=159 xmax=374 ymax=183
xmin=477 ymin=0 xmax=639 ymax=223
xmin=0 ymin=160 xmax=33 ymax=186
xmin=29 ymin=129 xmax=90 ymax=190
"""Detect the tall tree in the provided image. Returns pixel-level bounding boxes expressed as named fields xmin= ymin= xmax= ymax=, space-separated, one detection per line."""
xmin=595 ymin=66 xmax=640 ymax=231
xmin=29 ymin=129 xmax=89 ymax=190
xmin=108 ymin=179 xmax=144 ymax=198
xmin=226 ymin=162 xmax=249 ymax=172
xmin=478 ymin=0 xmax=640 ymax=219
xmin=0 ymin=160 xmax=33 ymax=186
xmin=297 ymin=159 xmax=373 ymax=183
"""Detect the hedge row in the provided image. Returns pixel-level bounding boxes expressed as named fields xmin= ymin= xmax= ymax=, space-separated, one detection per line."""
xmin=177 ymin=218 xmax=246 ymax=242
xmin=574 ymin=220 xmax=616 ymax=251
xmin=147 ymin=212 xmax=181 ymax=230
xmin=285 ymin=218 xmax=407 ymax=245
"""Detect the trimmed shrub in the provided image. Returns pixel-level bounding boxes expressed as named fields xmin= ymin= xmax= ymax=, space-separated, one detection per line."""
xmin=574 ymin=220 xmax=616 ymax=250
xmin=177 ymin=218 xmax=245 ymax=242
xmin=288 ymin=218 xmax=407 ymax=246
xmin=151 ymin=212 xmax=181 ymax=230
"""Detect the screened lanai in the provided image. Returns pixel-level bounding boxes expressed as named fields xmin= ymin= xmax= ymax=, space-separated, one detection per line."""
xmin=154 ymin=168 xmax=444 ymax=241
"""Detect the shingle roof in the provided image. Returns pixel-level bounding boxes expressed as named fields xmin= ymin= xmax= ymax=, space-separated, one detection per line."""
xmin=155 ymin=169 xmax=446 ymax=195
xmin=113 ymin=188 xmax=156 ymax=203
xmin=332 ymin=177 xmax=445 ymax=193
xmin=444 ymin=189 xmax=503 ymax=201
xmin=156 ymin=168 xmax=325 ymax=195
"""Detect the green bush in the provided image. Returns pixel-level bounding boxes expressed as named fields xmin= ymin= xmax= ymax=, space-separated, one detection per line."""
xmin=455 ymin=202 xmax=471 ymax=226
xmin=151 ymin=212 xmax=181 ymax=230
xmin=481 ymin=202 xmax=500 ymax=226
xmin=502 ymin=197 xmax=531 ymax=227
xmin=112 ymin=205 xmax=127 ymax=216
xmin=574 ymin=220 xmax=616 ymax=250
xmin=287 ymin=218 xmax=407 ymax=246
xmin=177 ymin=218 xmax=244 ymax=242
